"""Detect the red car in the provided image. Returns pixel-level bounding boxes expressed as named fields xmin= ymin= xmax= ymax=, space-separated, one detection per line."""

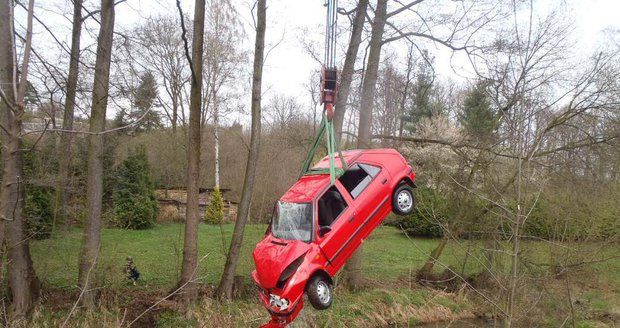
xmin=253 ymin=149 xmax=416 ymax=326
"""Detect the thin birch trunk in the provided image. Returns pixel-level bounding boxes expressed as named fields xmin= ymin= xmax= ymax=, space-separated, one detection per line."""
xmin=214 ymin=104 xmax=220 ymax=189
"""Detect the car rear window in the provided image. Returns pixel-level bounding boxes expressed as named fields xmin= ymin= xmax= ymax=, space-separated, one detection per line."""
xmin=339 ymin=163 xmax=381 ymax=199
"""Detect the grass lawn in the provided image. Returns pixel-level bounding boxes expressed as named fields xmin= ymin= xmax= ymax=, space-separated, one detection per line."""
xmin=32 ymin=223 xmax=459 ymax=290
xmin=29 ymin=223 xmax=619 ymax=327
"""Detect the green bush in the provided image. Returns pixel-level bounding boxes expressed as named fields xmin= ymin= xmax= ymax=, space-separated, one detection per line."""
xmin=25 ymin=186 xmax=54 ymax=239
xmin=390 ymin=185 xmax=447 ymax=238
xmin=205 ymin=187 xmax=224 ymax=225
xmin=522 ymin=185 xmax=620 ymax=241
xmin=112 ymin=146 xmax=159 ymax=229
xmin=22 ymin=140 xmax=54 ymax=239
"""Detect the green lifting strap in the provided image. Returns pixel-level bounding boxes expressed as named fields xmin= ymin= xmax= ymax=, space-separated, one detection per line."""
xmin=300 ymin=114 xmax=348 ymax=185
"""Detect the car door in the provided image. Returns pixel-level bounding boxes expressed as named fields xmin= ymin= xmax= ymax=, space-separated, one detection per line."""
xmin=336 ymin=162 xmax=391 ymax=256
xmin=315 ymin=182 xmax=357 ymax=272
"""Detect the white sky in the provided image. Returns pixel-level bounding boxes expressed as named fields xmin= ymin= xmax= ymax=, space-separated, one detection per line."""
xmin=19 ymin=0 xmax=620 ymax=120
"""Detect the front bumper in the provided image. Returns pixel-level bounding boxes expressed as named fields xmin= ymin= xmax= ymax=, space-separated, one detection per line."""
xmin=257 ymin=285 xmax=303 ymax=315
xmin=253 ymin=270 xmax=305 ymax=315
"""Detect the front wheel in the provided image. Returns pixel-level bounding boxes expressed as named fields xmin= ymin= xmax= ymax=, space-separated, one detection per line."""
xmin=392 ymin=183 xmax=415 ymax=215
xmin=306 ymin=275 xmax=333 ymax=310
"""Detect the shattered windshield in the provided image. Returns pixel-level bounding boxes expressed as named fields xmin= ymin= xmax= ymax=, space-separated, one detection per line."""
xmin=272 ymin=201 xmax=313 ymax=242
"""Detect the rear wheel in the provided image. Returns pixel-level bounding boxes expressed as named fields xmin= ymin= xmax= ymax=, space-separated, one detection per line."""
xmin=306 ymin=275 xmax=332 ymax=310
xmin=392 ymin=183 xmax=415 ymax=215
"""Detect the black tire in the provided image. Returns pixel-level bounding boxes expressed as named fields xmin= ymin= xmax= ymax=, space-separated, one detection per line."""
xmin=392 ymin=183 xmax=415 ymax=215
xmin=306 ymin=275 xmax=333 ymax=310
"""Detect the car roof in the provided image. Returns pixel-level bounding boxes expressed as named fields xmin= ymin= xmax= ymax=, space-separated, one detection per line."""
xmin=280 ymin=174 xmax=329 ymax=203
xmin=311 ymin=148 xmax=401 ymax=169
xmin=280 ymin=149 xmax=400 ymax=203
xmin=310 ymin=149 xmax=363 ymax=170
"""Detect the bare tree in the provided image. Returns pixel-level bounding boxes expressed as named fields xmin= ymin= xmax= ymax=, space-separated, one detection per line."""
xmin=265 ymin=94 xmax=302 ymax=130
xmin=371 ymin=2 xmax=620 ymax=325
xmin=216 ymin=0 xmax=266 ymax=300
xmin=344 ymin=0 xmax=501 ymax=291
xmin=55 ymin=0 xmax=83 ymax=229
xmin=133 ymin=15 xmax=190 ymax=131
xmin=0 ymin=0 xmax=40 ymax=317
xmin=176 ymin=0 xmax=206 ymax=304
xmin=77 ymin=0 xmax=116 ymax=307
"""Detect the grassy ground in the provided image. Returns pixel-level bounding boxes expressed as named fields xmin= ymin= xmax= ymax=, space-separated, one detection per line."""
xmin=27 ymin=223 xmax=619 ymax=327
xmin=31 ymin=224 xmax=472 ymax=290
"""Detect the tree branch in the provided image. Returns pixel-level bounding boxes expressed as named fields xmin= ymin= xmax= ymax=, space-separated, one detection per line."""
xmin=175 ymin=0 xmax=197 ymax=85
xmin=387 ymin=0 xmax=425 ymax=18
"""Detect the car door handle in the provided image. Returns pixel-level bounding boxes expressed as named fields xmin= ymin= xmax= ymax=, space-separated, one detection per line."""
xmin=348 ymin=216 xmax=355 ymax=223
xmin=382 ymin=178 xmax=388 ymax=185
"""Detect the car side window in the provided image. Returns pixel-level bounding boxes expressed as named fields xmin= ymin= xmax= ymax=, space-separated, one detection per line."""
xmin=317 ymin=186 xmax=347 ymax=227
xmin=338 ymin=163 xmax=381 ymax=199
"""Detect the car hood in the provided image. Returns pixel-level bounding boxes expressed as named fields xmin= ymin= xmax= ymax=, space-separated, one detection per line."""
xmin=253 ymin=237 xmax=311 ymax=289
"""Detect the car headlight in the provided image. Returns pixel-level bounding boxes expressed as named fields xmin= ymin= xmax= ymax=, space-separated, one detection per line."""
xmin=269 ymin=294 xmax=290 ymax=311
xmin=277 ymin=254 xmax=305 ymax=288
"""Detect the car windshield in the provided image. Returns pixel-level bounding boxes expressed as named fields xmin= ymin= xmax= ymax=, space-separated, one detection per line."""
xmin=271 ymin=201 xmax=313 ymax=242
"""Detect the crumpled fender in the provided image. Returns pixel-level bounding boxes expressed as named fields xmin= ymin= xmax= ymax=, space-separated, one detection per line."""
xmin=276 ymin=244 xmax=327 ymax=308
xmin=253 ymin=237 xmax=312 ymax=289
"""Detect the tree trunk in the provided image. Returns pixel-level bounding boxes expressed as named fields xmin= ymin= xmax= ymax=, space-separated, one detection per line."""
xmin=333 ymin=0 xmax=368 ymax=141
xmin=77 ymin=0 xmax=115 ymax=307
xmin=0 ymin=0 xmax=39 ymax=317
xmin=172 ymin=86 xmax=179 ymax=132
xmin=417 ymin=236 xmax=448 ymax=278
xmin=344 ymin=0 xmax=388 ymax=292
xmin=356 ymin=0 xmax=386 ymax=146
xmin=507 ymin=156 xmax=524 ymax=327
xmin=214 ymin=103 xmax=220 ymax=188
xmin=177 ymin=0 xmax=206 ymax=304
xmin=55 ymin=0 xmax=82 ymax=230
xmin=216 ymin=0 xmax=266 ymax=300
xmin=16 ymin=0 xmax=35 ymax=103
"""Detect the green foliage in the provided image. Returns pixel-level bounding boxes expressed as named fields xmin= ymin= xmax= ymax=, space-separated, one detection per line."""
xmin=391 ymin=185 xmax=447 ymax=238
xmin=458 ymin=81 xmax=497 ymax=139
xmin=23 ymin=80 xmax=39 ymax=107
xmin=522 ymin=183 xmax=620 ymax=241
xmin=22 ymin=140 xmax=55 ymax=239
xmin=205 ymin=187 xmax=225 ymax=225
xmin=25 ymin=186 xmax=54 ymax=240
xmin=113 ymin=71 xmax=161 ymax=132
xmin=402 ymin=53 xmax=446 ymax=133
xmin=132 ymin=71 xmax=161 ymax=132
xmin=112 ymin=146 xmax=159 ymax=229
xmin=103 ymin=134 xmax=121 ymax=209
xmin=134 ymin=71 xmax=158 ymax=111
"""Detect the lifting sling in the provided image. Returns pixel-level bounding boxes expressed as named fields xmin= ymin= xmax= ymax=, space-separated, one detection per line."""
xmin=300 ymin=0 xmax=347 ymax=185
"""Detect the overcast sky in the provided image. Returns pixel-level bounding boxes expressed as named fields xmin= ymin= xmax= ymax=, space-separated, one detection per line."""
xmin=123 ymin=0 xmax=620 ymax=108
xmin=20 ymin=0 xmax=620 ymax=120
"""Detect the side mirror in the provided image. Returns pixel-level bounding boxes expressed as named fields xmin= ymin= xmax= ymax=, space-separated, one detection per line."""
xmin=318 ymin=226 xmax=331 ymax=237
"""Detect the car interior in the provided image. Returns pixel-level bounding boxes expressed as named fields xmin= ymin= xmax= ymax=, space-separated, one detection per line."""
xmin=317 ymin=163 xmax=382 ymax=228
xmin=317 ymin=186 xmax=347 ymax=227
xmin=338 ymin=163 xmax=380 ymax=198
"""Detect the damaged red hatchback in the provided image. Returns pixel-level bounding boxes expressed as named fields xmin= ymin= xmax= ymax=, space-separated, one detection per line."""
xmin=252 ymin=149 xmax=416 ymax=325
